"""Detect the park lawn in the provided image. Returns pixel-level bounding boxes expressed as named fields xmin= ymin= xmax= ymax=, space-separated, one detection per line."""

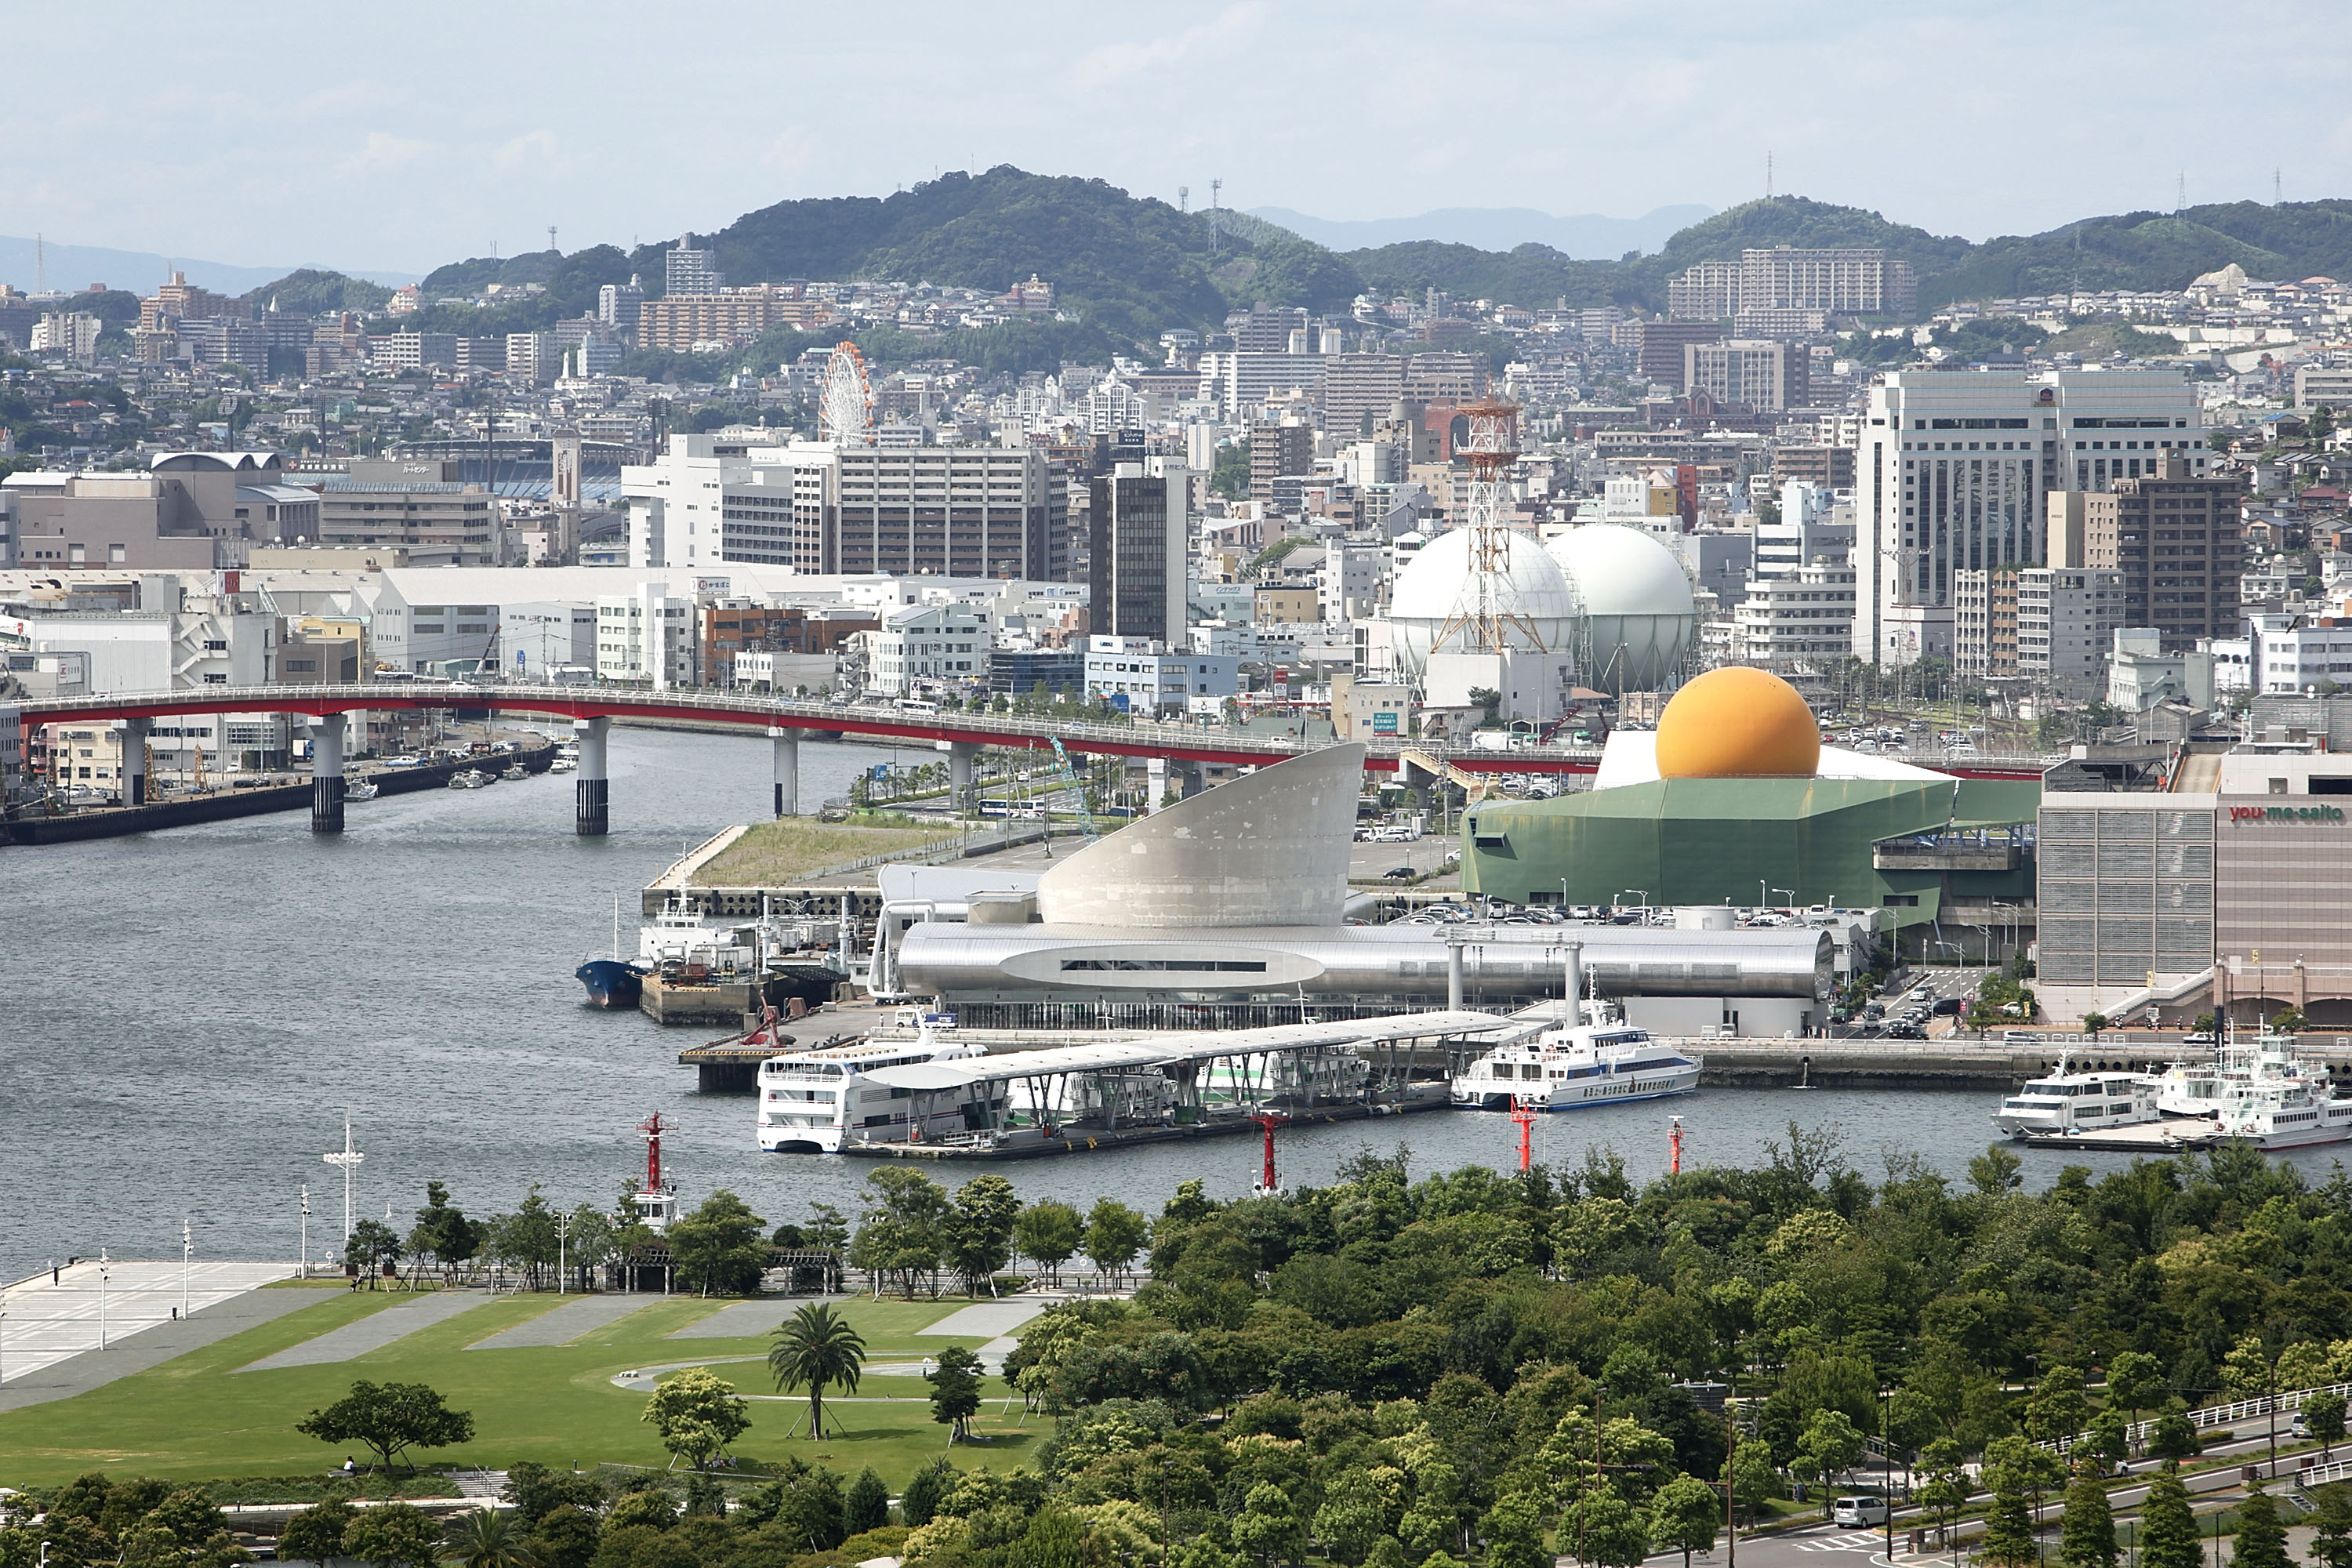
xmin=691 ymin=819 xmax=955 ymax=886
xmin=0 ymin=1290 xmax=1036 ymax=1490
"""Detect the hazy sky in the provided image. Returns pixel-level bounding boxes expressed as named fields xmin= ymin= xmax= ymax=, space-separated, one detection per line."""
xmin=8 ymin=0 xmax=2345 ymax=275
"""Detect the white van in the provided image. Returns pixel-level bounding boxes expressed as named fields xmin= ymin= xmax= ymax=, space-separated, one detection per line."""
xmin=1832 ymin=1497 xmax=1889 ymax=1527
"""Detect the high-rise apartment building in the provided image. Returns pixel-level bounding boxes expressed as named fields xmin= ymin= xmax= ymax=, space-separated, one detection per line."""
xmin=1232 ymin=306 xmax=1308 ymax=354
xmin=1852 ymin=370 xmax=2205 ymax=664
xmin=597 ymin=278 xmax=645 ymax=336
xmin=1625 ymin=321 xmax=1722 ymax=390
xmin=1089 ymin=464 xmax=1187 ymax=648
xmin=1684 ymin=339 xmax=1808 ymax=411
xmin=665 ymin=236 xmax=722 ymax=297
xmin=1732 ymin=561 xmax=1855 ymax=666
xmin=1667 ymin=248 xmax=1916 ymax=321
xmin=809 ymin=445 xmax=1063 ymax=580
xmin=2017 ymin=568 xmax=2126 ymax=695
xmin=2085 ymin=459 xmax=2248 ymax=650
xmin=1954 ymin=567 xmax=2021 ymax=678
xmin=1323 ymin=354 xmax=1406 ymax=437
xmin=1250 ymin=421 xmax=1316 ymax=507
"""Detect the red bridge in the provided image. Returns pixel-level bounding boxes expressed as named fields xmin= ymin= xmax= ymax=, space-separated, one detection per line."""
xmin=13 ymin=682 xmax=2050 ymax=836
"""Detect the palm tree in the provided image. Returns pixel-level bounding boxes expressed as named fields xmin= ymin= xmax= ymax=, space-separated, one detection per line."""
xmin=444 ymin=1507 xmax=540 ymax=1568
xmin=768 ymin=1301 xmax=867 ymax=1438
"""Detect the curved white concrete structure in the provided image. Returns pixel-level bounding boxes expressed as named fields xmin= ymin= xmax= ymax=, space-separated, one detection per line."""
xmin=1035 ymin=743 xmax=1365 ymax=927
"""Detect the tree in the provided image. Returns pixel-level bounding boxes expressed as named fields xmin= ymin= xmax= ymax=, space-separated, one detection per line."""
xmin=443 ymin=1508 xmax=538 ymax=1568
xmin=343 ymin=1218 xmax=403 ymax=1287
xmin=2309 ymin=1485 xmax=2352 ymax=1568
xmin=1791 ymin=1410 xmax=1867 ymax=1516
xmin=900 ymin=1460 xmax=953 ymax=1529
xmin=1559 ymin=1490 xmax=1649 ymax=1568
xmin=1233 ymin=1483 xmax=1306 ymax=1568
xmin=2148 ymin=1401 xmax=2204 ymax=1461
xmin=2236 ymin=1486 xmax=2289 ymax=1568
xmin=927 ymin=1344 xmax=984 ymax=1440
xmin=2136 ymin=1465 xmax=2201 ymax=1568
xmin=1312 ymin=1466 xmax=1404 ymax=1566
xmin=486 ymin=1185 xmax=562 ymax=1291
xmin=276 ymin=1501 xmax=354 ymax=1567
xmin=768 ymin=1301 xmax=868 ymax=1438
xmin=666 ymin=1189 xmax=768 ymax=1296
xmin=1083 ymin=1198 xmax=1148 ymax=1285
xmin=1648 ymin=1474 xmax=1722 ymax=1568
xmin=2058 ymin=1475 xmax=2117 ymax=1568
xmin=641 ymin=1369 xmax=752 ymax=1471
xmin=296 ymin=1381 xmax=475 ymax=1472
xmin=1916 ymin=1439 xmax=1974 ymax=1546
xmin=1970 ymin=1145 xmax=2027 ymax=1198
xmin=501 ymin=1462 xmax=604 ymax=1526
xmin=340 ymin=1504 xmax=441 ymax=1568
xmin=2084 ymin=1013 xmax=2111 ymax=1038
xmin=1980 ymin=1488 xmax=2038 ymax=1568
xmin=944 ymin=1175 xmax=1021 ymax=1297
xmin=1014 ymin=1200 xmax=1083 ymax=1287
xmin=408 ymin=1181 xmax=482 ymax=1285
xmin=844 ymin=1468 xmax=891 ymax=1535
xmin=851 ymin=1167 xmax=949 ymax=1298
xmin=2307 ymin=1391 xmax=2349 ymax=1457
xmin=2106 ymin=1351 xmax=2167 ymax=1420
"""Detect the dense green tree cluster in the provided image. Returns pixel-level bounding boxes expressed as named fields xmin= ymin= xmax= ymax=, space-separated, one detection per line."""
xmin=0 ymin=1474 xmax=252 ymax=1568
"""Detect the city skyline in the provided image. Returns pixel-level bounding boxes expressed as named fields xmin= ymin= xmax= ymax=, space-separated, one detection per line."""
xmin=4 ymin=0 xmax=2343 ymax=277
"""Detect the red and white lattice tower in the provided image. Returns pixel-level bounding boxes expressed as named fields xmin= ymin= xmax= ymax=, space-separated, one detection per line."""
xmin=1431 ymin=397 xmax=1549 ymax=656
xmin=819 ymin=341 xmax=874 ymax=447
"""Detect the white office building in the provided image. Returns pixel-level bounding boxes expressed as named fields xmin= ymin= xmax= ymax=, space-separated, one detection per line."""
xmin=594 ymin=582 xmax=698 ymax=689
xmin=622 ymin=434 xmax=799 ymax=570
xmin=1755 ymin=481 xmax=1854 ymax=579
xmin=1853 ymin=370 xmax=2204 ymax=664
xmin=1083 ymin=636 xmax=1241 ymax=713
xmin=858 ymin=604 xmax=991 ymax=698
xmin=1731 ymin=561 xmax=1856 ymax=666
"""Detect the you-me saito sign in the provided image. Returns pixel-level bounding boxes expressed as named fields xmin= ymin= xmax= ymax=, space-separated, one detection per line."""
xmin=2230 ymin=804 xmax=2349 ymax=824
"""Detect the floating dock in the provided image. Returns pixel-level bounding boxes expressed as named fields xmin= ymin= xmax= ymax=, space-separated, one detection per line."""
xmin=2013 ymin=1119 xmax=2220 ymax=1152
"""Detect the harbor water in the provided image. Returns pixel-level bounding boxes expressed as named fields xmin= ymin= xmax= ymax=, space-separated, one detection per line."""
xmin=6 ymin=726 xmax=2344 ymax=1272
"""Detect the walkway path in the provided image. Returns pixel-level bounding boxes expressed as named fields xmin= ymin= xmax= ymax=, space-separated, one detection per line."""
xmin=237 ymin=1289 xmax=492 ymax=1372
xmin=0 ymin=1263 xmax=309 ymax=1414
xmin=467 ymin=1295 xmax=653 ymax=1349
xmin=664 ymin=1295 xmax=855 ymax=1340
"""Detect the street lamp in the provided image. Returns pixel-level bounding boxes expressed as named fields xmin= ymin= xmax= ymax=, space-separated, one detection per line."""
xmin=556 ymin=1210 xmax=573 ymax=1298
xmin=181 ymin=1218 xmax=192 ymax=1320
xmin=98 ymin=1253 xmax=110 ymax=1352
xmin=300 ymin=1187 xmax=311 ymax=1281
xmin=325 ymin=1112 xmax=365 ymax=1244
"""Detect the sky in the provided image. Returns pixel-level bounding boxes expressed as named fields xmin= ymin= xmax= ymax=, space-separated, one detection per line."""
xmin=7 ymin=0 xmax=2349 ymax=278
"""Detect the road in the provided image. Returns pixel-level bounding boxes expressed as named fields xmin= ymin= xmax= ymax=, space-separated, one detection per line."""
xmin=1702 ymin=1425 xmax=2314 ymax=1568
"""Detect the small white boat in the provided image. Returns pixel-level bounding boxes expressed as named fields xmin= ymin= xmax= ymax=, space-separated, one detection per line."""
xmin=1452 ymin=1004 xmax=1700 ymax=1110
xmin=2156 ymin=1027 xmax=2310 ymax=1117
xmin=343 ymin=779 xmax=380 ymax=802
xmin=448 ymin=769 xmax=491 ymax=790
xmin=501 ymin=763 xmax=528 ymax=781
xmin=550 ymin=756 xmax=576 ymax=775
xmin=1994 ymin=1054 xmax=2162 ymax=1138
xmin=2213 ymin=1076 xmax=2352 ymax=1149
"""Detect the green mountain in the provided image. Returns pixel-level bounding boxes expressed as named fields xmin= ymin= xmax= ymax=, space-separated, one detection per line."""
xmin=227 ymin=178 xmax=2352 ymax=373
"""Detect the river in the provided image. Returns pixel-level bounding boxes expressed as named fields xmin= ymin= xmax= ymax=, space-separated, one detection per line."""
xmin=5 ymin=726 xmax=2339 ymax=1272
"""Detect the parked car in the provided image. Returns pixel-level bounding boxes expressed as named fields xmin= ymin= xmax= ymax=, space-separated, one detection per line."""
xmin=1383 ymin=866 xmax=1417 ymax=880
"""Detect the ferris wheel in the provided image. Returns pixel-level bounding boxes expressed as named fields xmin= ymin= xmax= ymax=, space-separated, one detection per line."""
xmin=818 ymin=341 xmax=873 ymax=446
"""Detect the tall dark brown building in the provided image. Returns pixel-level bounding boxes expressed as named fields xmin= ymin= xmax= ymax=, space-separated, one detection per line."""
xmin=2085 ymin=456 xmax=2246 ymax=650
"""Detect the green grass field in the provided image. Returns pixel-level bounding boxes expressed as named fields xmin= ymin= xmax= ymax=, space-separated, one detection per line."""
xmin=0 ymin=1286 xmax=1040 ymax=1490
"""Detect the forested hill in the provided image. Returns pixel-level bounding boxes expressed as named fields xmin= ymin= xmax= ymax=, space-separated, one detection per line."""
xmin=242 ymin=173 xmax=2352 ymax=366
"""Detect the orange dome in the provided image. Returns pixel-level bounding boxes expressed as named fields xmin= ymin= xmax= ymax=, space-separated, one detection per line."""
xmin=1653 ymin=667 xmax=1821 ymax=779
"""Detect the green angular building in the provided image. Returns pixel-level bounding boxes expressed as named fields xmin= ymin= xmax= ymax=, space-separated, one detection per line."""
xmin=1461 ymin=776 xmax=2040 ymax=949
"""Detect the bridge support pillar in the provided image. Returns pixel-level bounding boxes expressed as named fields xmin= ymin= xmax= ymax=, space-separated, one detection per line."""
xmin=575 ymin=717 xmax=611 ymax=837
xmin=1143 ymin=755 xmax=1205 ymax=815
xmin=120 ymin=717 xmax=149 ymax=806
xmin=770 ymin=727 xmax=802 ymax=818
xmin=309 ymin=713 xmax=346 ymax=834
xmin=1446 ymin=933 xmax=1466 ymax=1011
xmin=937 ymin=739 xmax=978 ymax=813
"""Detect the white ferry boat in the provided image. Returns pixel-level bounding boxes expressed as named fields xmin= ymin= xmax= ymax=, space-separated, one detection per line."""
xmin=757 ymin=1011 xmax=1001 ymax=1152
xmin=2212 ymin=1074 xmax=2352 ymax=1149
xmin=1452 ymin=1006 xmax=1700 ymax=1111
xmin=1994 ymin=1056 xmax=2162 ymax=1138
xmin=2156 ymin=1028 xmax=2311 ymax=1118
xmin=640 ymin=893 xmax=761 ymax=977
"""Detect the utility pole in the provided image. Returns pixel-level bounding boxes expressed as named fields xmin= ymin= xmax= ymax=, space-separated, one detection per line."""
xmin=182 ymin=1218 xmax=192 ymax=1319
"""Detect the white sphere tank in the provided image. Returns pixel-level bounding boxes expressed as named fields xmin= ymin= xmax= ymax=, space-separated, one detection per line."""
xmin=1544 ymin=523 xmax=1697 ymax=693
xmin=1388 ymin=527 xmax=1577 ymax=678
